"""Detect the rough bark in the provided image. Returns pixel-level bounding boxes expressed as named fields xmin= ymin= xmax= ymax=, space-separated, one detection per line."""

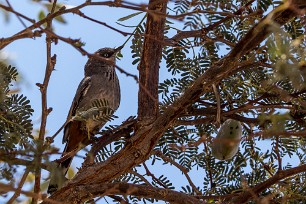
xmin=137 ymin=0 xmax=167 ymax=120
xmin=46 ymin=182 xmax=204 ymax=204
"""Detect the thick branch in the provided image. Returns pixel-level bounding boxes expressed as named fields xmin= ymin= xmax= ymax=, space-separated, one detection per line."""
xmin=44 ymin=182 xmax=204 ymax=204
xmin=137 ymin=0 xmax=167 ymax=119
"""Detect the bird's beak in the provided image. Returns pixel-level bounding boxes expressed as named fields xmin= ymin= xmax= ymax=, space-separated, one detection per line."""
xmin=114 ymin=45 xmax=124 ymax=53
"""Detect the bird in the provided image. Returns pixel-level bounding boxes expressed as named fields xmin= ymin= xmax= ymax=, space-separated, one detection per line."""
xmin=47 ymin=46 xmax=122 ymax=194
xmin=211 ymin=119 xmax=242 ymax=160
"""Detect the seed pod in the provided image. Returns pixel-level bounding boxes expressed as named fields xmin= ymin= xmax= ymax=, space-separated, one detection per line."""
xmin=211 ymin=119 xmax=242 ymax=160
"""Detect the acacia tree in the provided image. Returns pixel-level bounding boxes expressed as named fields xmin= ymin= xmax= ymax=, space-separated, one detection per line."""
xmin=1 ymin=0 xmax=306 ymax=203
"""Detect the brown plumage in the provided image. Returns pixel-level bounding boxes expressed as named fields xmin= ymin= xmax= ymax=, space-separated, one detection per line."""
xmin=47 ymin=46 xmax=122 ymax=194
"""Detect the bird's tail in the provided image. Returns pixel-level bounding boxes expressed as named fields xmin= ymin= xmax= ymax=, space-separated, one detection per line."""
xmin=47 ymin=121 xmax=86 ymax=194
xmin=47 ymin=147 xmax=74 ymax=194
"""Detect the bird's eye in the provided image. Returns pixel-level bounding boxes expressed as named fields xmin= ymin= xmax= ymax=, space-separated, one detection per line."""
xmin=102 ymin=53 xmax=110 ymax=58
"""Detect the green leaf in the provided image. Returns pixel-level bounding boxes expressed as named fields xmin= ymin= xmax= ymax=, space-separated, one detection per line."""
xmin=38 ymin=10 xmax=46 ymax=21
xmin=54 ymin=15 xmax=67 ymax=24
xmin=117 ymin=12 xmax=143 ymax=22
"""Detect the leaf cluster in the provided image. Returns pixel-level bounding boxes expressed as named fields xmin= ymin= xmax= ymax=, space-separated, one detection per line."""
xmin=0 ymin=64 xmax=33 ymax=180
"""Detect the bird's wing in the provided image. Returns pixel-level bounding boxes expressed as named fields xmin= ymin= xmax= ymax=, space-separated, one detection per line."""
xmin=62 ymin=76 xmax=92 ymax=144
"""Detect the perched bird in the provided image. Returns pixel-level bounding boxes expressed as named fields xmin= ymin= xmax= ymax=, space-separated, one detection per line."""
xmin=211 ymin=119 xmax=242 ymax=160
xmin=47 ymin=46 xmax=122 ymax=194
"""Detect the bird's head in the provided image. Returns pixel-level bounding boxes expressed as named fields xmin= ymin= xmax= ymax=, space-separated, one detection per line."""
xmin=85 ymin=45 xmax=123 ymax=76
xmin=95 ymin=45 xmax=123 ymax=62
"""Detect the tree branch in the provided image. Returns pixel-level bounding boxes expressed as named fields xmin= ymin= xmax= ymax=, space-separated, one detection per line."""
xmin=7 ymin=168 xmax=30 ymax=204
xmin=168 ymin=0 xmax=256 ymax=45
xmin=32 ymin=1 xmax=57 ymax=203
xmin=137 ymin=0 xmax=167 ymax=119
xmin=143 ymin=162 xmax=168 ymax=189
xmin=44 ymin=182 xmax=204 ymax=204
xmin=230 ymin=164 xmax=306 ymax=203
xmin=153 ymin=150 xmax=202 ymax=196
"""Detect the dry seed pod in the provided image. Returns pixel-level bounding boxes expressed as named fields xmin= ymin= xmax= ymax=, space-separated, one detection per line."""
xmin=211 ymin=119 xmax=242 ymax=160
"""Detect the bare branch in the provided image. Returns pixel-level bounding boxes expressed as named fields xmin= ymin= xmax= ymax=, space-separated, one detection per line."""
xmin=73 ymin=10 xmax=131 ymax=36
xmin=0 ymin=3 xmax=35 ymax=24
xmin=212 ymin=84 xmax=221 ymax=126
xmin=33 ymin=1 xmax=57 ymax=202
xmin=128 ymin=170 xmax=152 ymax=186
xmin=0 ymin=183 xmax=63 ymax=204
xmin=7 ymin=168 xmax=30 ymax=204
xmin=4 ymin=0 xmax=28 ymax=28
xmin=274 ymin=136 xmax=283 ymax=172
xmin=143 ymin=162 xmax=168 ymax=189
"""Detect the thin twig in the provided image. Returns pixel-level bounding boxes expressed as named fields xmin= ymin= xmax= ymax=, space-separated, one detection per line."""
xmin=169 ymin=0 xmax=256 ymax=44
xmin=0 ymin=156 xmax=49 ymax=170
xmin=153 ymin=150 xmax=202 ymax=196
xmin=202 ymin=141 xmax=214 ymax=189
xmin=250 ymin=130 xmax=306 ymax=139
xmin=74 ymin=10 xmax=131 ymax=36
xmin=5 ymin=0 xmax=27 ymax=28
xmin=275 ymin=136 xmax=282 ymax=171
xmin=0 ymin=183 xmax=63 ymax=204
xmin=212 ymin=84 xmax=221 ymax=127
xmin=128 ymin=170 xmax=152 ymax=186
xmin=7 ymin=168 xmax=30 ymax=204
xmin=108 ymin=195 xmax=129 ymax=204
xmin=231 ymin=164 xmax=306 ymax=203
xmin=143 ymin=162 xmax=168 ymax=189
xmin=0 ymin=2 xmax=34 ymax=24
xmin=44 ymin=118 xmax=72 ymax=147
xmin=32 ymin=1 xmax=57 ymax=203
